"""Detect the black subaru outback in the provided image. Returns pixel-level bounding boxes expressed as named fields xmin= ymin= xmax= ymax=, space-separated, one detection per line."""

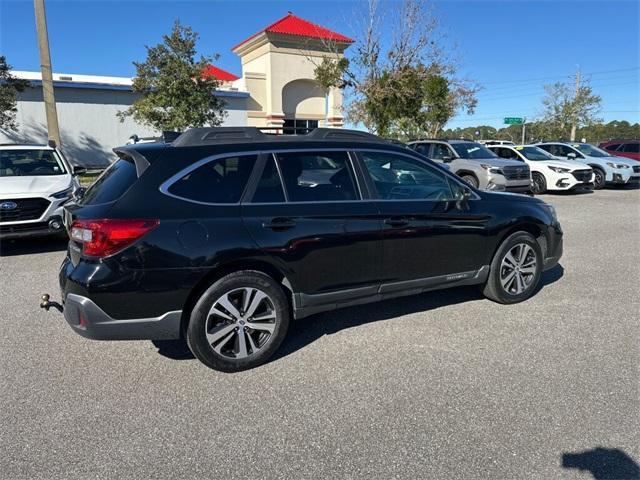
xmin=44 ymin=128 xmax=563 ymax=372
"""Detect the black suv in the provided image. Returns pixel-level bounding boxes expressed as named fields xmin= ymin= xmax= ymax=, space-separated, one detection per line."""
xmin=47 ymin=128 xmax=563 ymax=372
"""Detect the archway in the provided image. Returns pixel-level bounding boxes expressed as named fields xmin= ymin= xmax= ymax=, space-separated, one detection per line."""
xmin=281 ymin=79 xmax=326 ymax=133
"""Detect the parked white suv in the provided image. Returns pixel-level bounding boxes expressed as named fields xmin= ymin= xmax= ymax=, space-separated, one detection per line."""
xmin=0 ymin=144 xmax=83 ymax=239
xmin=488 ymin=145 xmax=594 ymax=194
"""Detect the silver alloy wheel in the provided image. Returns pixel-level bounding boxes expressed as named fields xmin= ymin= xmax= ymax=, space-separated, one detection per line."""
xmin=205 ymin=287 xmax=277 ymax=359
xmin=499 ymin=243 xmax=538 ymax=295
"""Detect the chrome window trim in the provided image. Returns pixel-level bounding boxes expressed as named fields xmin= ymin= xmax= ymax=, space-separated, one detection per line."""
xmin=159 ymin=147 xmax=480 ymax=206
xmin=159 ymin=151 xmax=262 ymax=206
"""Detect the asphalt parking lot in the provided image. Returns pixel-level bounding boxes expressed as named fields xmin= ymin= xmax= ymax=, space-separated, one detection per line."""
xmin=1 ymin=187 xmax=638 ymax=479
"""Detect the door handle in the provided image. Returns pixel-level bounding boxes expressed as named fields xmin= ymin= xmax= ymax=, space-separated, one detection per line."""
xmin=384 ymin=217 xmax=409 ymax=227
xmin=262 ymin=217 xmax=297 ymax=230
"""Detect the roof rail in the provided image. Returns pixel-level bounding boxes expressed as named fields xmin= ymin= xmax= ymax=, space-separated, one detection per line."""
xmin=170 ymin=126 xmax=387 ymax=146
xmin=258 ymin=126 xmax=385 ymax=142
xmin=307 ymin=128 xmax=384 ymax=142
xmin=172 ymin=127 xmax=269 ymax=147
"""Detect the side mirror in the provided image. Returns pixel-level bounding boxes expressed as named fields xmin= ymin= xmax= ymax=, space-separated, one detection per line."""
xmin=442 ymin=156 xmax=453 ymax=163
xmin=566 ymin=152 xmax=577 ymax=159
xmin=455 ymin=186 xmax=472 ymax=210
xmin=74 ymin=186 xmax=86 ymax=199
xmin=72 ymin=165 xmax=87 ymax=176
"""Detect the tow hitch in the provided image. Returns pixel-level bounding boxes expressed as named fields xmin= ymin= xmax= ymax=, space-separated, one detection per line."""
xmin=40 ymin=293 xmax=63 ymax=313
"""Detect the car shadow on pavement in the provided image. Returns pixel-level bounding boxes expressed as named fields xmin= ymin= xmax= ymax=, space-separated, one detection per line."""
xmin=562 ymin=447 xmax=640 ymax=479
xmin=152 ymin=264 xmax=564 ymax=364
xmin=0 ymin=236 xmax=68 ymax=256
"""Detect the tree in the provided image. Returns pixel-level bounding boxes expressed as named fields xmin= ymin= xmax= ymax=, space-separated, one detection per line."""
xmin=118 ymin=20 xmax=226 ymax=131
xmin=540 ymin=73 xmax=601 ymax=141
xmin=313 ymin=0 xmax=478 ymax=138
xmin=441 ymin=120 xmax=640 ymax=145
xmin=0 ymin=56 xmax=30 ymax=131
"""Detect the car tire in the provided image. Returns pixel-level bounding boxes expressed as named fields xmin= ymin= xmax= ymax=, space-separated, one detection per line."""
xmin=460 ymin=174 xmax=479 ymax=188
xmin=481 ymin=231 xmax=543 ymax=304
xmin=186 ymin=271 xmax=290 ymax=372
xmin=592 ymin=167 xmax=606 ymax=190
xmin=531 ymin=172 xmax=547 ymax=194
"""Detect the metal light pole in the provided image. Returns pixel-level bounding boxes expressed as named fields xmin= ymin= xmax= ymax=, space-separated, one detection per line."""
xmin=521 ymin=117 xmax=527 ymax=145
xmin=34 ymin=0 xmax=61 ymax=146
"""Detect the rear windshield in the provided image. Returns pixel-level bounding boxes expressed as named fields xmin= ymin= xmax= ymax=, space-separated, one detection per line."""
xmin=0 ymin=149 xmax=67 ymax=176
xmin=79 ymin=159 xmax=137 ymax=205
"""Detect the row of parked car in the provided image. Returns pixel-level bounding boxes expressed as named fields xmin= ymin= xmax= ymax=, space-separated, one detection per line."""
xmin=1 ymin=135 xmax=638 ymax=240
xmin=408 ymin=139 xmax=640 ymax=194
xmin=3 ymin=127 xmax=635 ymax=371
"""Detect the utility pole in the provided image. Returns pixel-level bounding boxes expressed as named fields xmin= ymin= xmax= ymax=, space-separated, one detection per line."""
xmin=522 ymin=117 xmax=526 ymax=145
xmin=570 ymin=68 xmax=581 ymax=142
xmin=34 ymin=0 xmax=61 ymax=146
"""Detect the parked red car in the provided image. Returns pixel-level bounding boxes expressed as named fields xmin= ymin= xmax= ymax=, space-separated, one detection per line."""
xmin=598 ymin=140 xmax=640 ymax=161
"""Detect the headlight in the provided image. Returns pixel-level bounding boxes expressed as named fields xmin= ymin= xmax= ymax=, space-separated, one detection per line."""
xmin=542 ymin=203 xmax=557 ymax=222
xmin=606 ymin=162 xmax=629 ymax=169
xmin=548 ymin=166 xmax=570 ymax=173
xmin=480 ymin=164 xmax=503 ymax=175
xmin=51 ymin=187 xmax=74 ymax=199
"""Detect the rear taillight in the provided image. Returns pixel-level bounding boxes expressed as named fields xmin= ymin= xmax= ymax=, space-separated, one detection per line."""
xmin=70 ymin=219 xmax=159 ymax=257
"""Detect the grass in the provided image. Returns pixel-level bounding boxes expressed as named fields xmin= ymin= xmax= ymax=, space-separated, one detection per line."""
xmin=78 ymin=171 xmax=102 ymax=187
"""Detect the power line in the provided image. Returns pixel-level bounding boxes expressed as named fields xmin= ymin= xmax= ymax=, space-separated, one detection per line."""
xmin=478 ymin=67 xmax=639 ymax=86
xmin=476 ymin=81 xmax=640 ymax=102
xmin=447 ymin=110 xmax=640 ymax=127
xmin=477 ymin=71 xmax=639 ymax=94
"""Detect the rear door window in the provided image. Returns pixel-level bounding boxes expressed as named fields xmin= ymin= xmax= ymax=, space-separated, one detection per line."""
xmin=622 ymin=143 xmax=639 ymax=153
xmin=80 ymin=159 xmax=137 ymax=205
xmin=413 ymin=143 xmax=431 ymax=157
xmin=274 ymin=151 xmax=359 ymax=202
xmin=431 ymin=143 xmax=453 ymax=160
xmin=167 ymin=155 xmax=257 ymax=204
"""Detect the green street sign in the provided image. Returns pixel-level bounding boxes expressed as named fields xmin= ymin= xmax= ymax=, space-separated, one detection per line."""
xmin=504 ymin=117 xmax=524 ymax=125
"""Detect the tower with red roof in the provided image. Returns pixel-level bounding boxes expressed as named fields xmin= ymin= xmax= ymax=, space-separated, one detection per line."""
xmin=231 ymin=12 xmax=353 ymax=131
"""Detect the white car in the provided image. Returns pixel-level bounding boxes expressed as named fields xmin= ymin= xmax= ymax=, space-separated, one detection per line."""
xmin=488 ymin=144 xmax=594 ymax=194
xmin=479 ymin=140 xmax=515 ymax=147
xmin=0 ymin=144 xmax=83 ymax=239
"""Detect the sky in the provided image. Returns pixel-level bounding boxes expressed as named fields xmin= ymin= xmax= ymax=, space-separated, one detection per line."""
xmin=1 ymin=0 xmax=638 ymax=130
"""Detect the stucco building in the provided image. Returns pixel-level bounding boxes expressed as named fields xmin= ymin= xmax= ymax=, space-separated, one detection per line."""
xmin=0 ymin=13 xmax=352 ymax=167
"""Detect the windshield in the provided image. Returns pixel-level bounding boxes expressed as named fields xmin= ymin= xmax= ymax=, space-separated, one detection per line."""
xmin=516 ymin=146 xmax=556 ymax=161
xmin=0 ymin=149 xmax=67 ymax=177
xmin=573 ymin=143 xmax=611 ymax=157
xmin=451 ymin=143 xmax=498 ymax=159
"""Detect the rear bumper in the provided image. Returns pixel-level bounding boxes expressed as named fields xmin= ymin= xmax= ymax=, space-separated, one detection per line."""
xmin=63 ymin=293 xmax=182 ymax=340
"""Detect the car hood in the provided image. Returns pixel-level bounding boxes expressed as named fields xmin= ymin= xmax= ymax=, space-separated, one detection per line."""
xmin=462 ymin=157 xmax=525 ymax=168
xmin=0 ymin=175 xmax=71 ymax=197
xmin=536 ymin=159 xmax=589 ymax=170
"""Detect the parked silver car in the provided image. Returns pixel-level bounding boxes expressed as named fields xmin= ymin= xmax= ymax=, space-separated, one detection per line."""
xmin=409 ymin=139 xmax=531 ymax=193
